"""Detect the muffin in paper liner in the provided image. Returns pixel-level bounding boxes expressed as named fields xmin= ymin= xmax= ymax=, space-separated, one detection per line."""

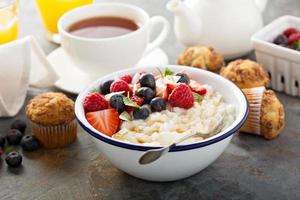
xmin=241 ymin=87 xmax=265 ymax=135
xmin=30 ymin=119 xmax=77 ymax=149
xmin=240 ymin=87 xmax=285 ymax=140
xmin=26 ymin=92 xmax=77 ymax=148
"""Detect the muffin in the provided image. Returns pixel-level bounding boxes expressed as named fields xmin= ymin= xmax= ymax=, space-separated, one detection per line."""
xmin=241 ymin=88 xmax=285 ymax=140
xmin=260 ymin=90 xmax=285 ymax=140
xmin=220 ymin=59 xmax=269 ymax=89
xmin=177 ymin=46 xmax=224 ymax=72
xmin=26 ymin=92 xmax=77 ymax=148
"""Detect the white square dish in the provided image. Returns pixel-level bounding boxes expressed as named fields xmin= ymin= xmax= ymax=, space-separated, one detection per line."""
xmin=251 ymin=15 xmax=300 ymax=96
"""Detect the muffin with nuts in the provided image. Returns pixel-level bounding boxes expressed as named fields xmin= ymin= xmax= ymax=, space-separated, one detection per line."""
xmin=177 ymin=46 xmax=224 ymax=73
xmin=26 ymin=92 xmax=77 ymax=148
xmin=220 ymin=59 xmax=269 ymax=89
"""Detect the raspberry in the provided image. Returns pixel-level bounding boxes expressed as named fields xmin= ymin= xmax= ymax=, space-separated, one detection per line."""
xmin=284 ymin=27 xmax=297 ymax=37
xmin=119 ymin=74 xmax=132 ymax=84
xmin=83 ymin=92 xmax=109 ymax=112
xmin=288 ymin=33 xmax=300 ymax=44
xmin=168 ymin=83 xmax=194 ymax=109
xmin=110 ymin=80 xmax=133 ymax=96
xmin=125 ymin=95 xmax=144 ymax=113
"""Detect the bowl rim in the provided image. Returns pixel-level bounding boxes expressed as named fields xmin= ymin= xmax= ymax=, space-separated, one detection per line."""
xmin=75 ymin=65 xmax=249 ymax=152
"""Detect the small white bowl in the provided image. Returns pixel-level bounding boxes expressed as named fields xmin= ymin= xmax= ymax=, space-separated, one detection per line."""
xmin=251 ymin=15 xmax=300 ymax=97
xmin=75 ymin=65 xmax=248 ymax=182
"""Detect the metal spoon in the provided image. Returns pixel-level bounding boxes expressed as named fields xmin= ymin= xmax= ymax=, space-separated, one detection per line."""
xmin=138 ymin=116 xmax=224 ymax=165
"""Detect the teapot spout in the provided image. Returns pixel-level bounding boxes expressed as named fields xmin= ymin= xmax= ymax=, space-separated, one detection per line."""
xmin=167 ymin=0 xmax=202 ymax=46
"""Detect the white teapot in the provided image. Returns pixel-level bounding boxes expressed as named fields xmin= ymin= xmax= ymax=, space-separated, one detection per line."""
xmin=167 ymin=0 xmax=268 ymax=59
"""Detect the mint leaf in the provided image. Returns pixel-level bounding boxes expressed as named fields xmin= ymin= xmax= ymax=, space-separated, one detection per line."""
xmin=123 ymin=96 xmax=140 ymax=108
xmin=163 ymin=67 xmax=174 ymax=77
xmin=193 ymin=92 xmax=203 ymax=103
xmin=4 ymin=146 xmax=16 ymax=155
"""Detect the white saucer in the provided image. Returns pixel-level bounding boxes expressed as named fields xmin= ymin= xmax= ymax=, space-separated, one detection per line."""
xmin=47 ymin=47 xmax=169 ymax=94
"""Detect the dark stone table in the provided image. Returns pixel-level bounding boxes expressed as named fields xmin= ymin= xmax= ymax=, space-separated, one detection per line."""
xmin=1 ymin=0 xmax=300 ymax=199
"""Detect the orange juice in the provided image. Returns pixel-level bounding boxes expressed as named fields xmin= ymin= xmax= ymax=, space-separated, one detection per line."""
xmin=0 ymin=0 xmax=18 ymax=44
xmin=35 ymin=0 xmax=93 ymax=34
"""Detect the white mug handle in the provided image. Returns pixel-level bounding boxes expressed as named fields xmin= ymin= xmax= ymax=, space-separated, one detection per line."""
xmin=144 ymin=16 xmax=170 ymax=55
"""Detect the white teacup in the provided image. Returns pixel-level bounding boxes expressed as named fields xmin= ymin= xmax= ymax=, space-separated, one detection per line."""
xmin=58 ymin=3 xmax=170 ymax=78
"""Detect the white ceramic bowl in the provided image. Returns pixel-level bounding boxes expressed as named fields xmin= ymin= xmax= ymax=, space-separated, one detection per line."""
xmin=75 ymin=65 xmax=248 ymax=182
xmin=251 ymin=15 xmax=300 ymax=97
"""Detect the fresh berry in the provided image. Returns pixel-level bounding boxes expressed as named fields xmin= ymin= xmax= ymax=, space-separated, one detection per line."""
xmin=126 ymin=95 xmax=144 ymax=113
xmin=83 ymin=92 xmax=109 ymax=112
xmin=0 ymin=135 xmax=5 ymax=148
xmin=139 ymin=73 xmax=156 ymax=89
xmin=168 ymin=83 xmax=194 ymax=109
xmin=288 ymin=33 xmax=300 ymax=44
xmin=86 ymin=109 xmax=120 ymax=136
xmin=100 ymin=80 xmax=114 ymax=95
xmin=175 ymin=73 xmax=190 ymax=84
xmin=150 ymin=97 xmax=167 ymax=112
xmin=109 ymin=94 xmax=125 ymax=113
xmin=136 ymin=87 xmax=155 ymax=104
xmin=6 ymin=129 xmax=23 ymax=145
xmin=166 ymin=83 xmax=177 ymax=94
xmin=273 ymin=34 xmax=288 ymax=46
xmin=189 ymin=80 xmax=207 ymax=95
xmin=132 ymin=71 xmax=146 ymax=84
xmin=21 ymin=135 xmax=40 ymax=152
xmin=133 ymin=105 xmax=151 ymax=120
xmin=110 ymin=80 xmax=132 ymax=96
xmin=284 ymin=27 xmax=298 ymax=37
xmin=5 ymin=151 xmax=22 ymax=168
xmin=11 ymin=119 xmax=26 ymax=134
xmin=119 ymin=74 xmax=132 ymax=84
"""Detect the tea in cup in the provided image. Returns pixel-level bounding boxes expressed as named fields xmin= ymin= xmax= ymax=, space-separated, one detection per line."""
xmin=58 ymin=3 xmax=170 ymax=78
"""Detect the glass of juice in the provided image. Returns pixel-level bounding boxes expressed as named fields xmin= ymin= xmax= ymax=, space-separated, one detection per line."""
xmin=35 ymin=0 xmax=93 ymax=44
xmin=0 ymin=0 xmax=19 ymax=45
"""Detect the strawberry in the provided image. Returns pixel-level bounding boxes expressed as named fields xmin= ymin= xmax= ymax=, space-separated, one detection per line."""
xmin=83 ymin=92 xmax=109 ymax=112
xmin=189 ymin=80 xmax=207 ymax=95
xmin=126 ymin=95 xmax=144 ymax=113
xmin=119 ymin=74 xmax=132 ymax=84
xmin=288 ymin=33 xmax=300 ymax=44
xmin=166 ymin=83 xmax=176 ymax=94
xmin=168 ymin=83 xmax=194 ymax=109
xmin=284 ymin=27 xmax=298 ymax=37
xmin=110 ymin=80 xmax=133 ymax=96
xmin=86 ymin=109 xmax=120 ymax=136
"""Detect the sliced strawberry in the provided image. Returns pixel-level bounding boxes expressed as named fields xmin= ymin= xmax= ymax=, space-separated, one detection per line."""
xmin=189 ymin=80 xmax=207 ymax=96
xmin=157 ymin=89 xmax=169 ymax=100
xmin=86 ymin=109 xmax=120 ymax=137
xmin=132 ymin=83 xmax=141 ymax=95
xmin=166 ymin=83 xmax=176 ymax=94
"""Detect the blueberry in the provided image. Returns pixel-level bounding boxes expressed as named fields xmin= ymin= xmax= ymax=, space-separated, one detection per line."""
xmin=136 ymin=87 xmax=155 ymax=104
xmin=175 ymin=73 xmax=190 ymax=84
xmin=150 ymin=97 xmax=167 ymax=112
xmin=21 ymin=135 xmax=40 ymax=152
xmin=273 ymin=34 xmax=288 ymax=46
xmin=100 ymin=80 xmax=114 ymax=95
xmin=133 ymin=105 xmax=151 ymax=120
xmin=0 ymin=135 xmax=5 ymax=148
xmin=5 ymin=151 xmax=22 ymax=168
xmin=109 ymin=94 xmax=125 ymax=112
xmin=139 ymin=73 xmax=156 ymax=89
xmin=6 ymin=129 xmax=23 ymax=145
xmin=11 ymin=119 xmax=26 ymax=134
